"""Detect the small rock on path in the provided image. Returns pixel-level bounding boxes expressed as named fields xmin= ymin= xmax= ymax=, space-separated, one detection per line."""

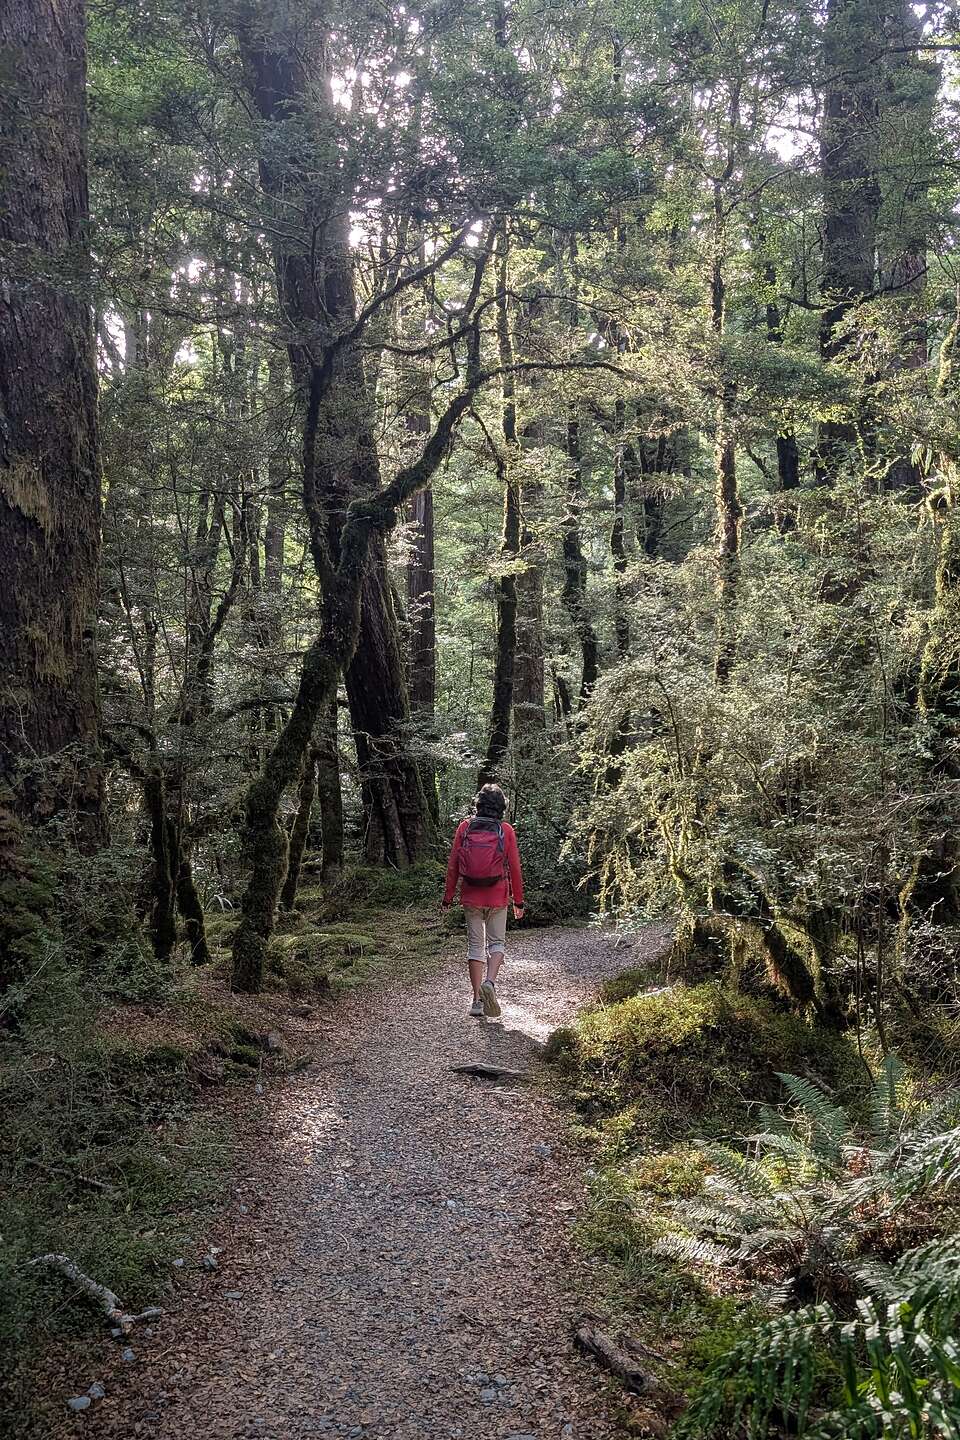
xmin=50 ymin=924 xmax=667 ymax=1440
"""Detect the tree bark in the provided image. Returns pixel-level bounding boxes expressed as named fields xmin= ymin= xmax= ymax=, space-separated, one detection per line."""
xmin=315 ymin=690 xmax=344 ymax=880
xmin=0 ymin=0 xmax=104 ymax=840
xmin=563 ymin=415 xmax=599 ymax=704
xmin=280 ymin=750 xmax=317 ymax=911
xmin=237 ymin=2 xmax=433 ymax=872
xmin=480 ymin=225 xmax=521 ymax=784
xmin=817 ymin=0 xmax=882 ymax=474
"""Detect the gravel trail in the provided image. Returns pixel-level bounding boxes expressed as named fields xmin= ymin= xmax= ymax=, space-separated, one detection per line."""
xmin=56 ymin=923 xmax=665 ymax=1440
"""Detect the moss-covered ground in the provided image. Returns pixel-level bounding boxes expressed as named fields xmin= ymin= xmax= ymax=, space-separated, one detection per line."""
xmin=546 ymin=961 xmax=866 ymax=1431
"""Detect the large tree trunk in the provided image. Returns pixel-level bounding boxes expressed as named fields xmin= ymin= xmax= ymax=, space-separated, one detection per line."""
xmin=237 ymin=2 xmax=432 ymax=873
xmin=480 ymin=225 xmax=520 ymax=785
xmin=817 ymin=0 xmax=881 ymax=474
xmin=347 ymin=558 xmax=430 ymax=867
xmin=280 ymin=750 xmax=317 ymax=911
xmin=231 ymin=366 xmax=479 ymax=991
xmin=0 ymin=0 xmax=104 ymax=840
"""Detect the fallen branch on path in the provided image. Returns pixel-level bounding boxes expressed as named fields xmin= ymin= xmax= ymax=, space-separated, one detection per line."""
xmin=27 ymin=1254 xmax=162 ymax=1335
xmin=449 ymin=1062 xmax=527 ymax=1081
xmin=573 ymin=1314 xmax=660 ymax=1395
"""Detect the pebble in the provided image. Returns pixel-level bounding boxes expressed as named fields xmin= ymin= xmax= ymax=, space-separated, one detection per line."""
xmin=225 ymin=1290 xmax=243 ymax=1299
xmin=67 ymin=1397 xmax=91 ymax=1412
xmin=479 ymin=1386 xmax=498 ymax=1403
xmin=87 ymin=1382 xmax=106 ymax=1400
xmin=121 ymin=1348 xmax=135 ymax=1363
xmin=172 ymin=1258 xmax=184 ymax=1268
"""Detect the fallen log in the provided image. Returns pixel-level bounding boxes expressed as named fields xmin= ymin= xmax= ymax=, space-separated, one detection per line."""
xmin=573 ymin=1316 xmax=659 ymax=1395
xmin=27 ymin=1254 xmax=162 ymax=1335
xmin=449 ymin=1062 xmax=527 ymax=1081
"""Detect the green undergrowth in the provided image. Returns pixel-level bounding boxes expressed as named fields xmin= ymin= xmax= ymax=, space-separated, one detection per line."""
xmin=548 ymin=974 xmax=865 ymax=1425
xmin=270 ymin=859 xmax=449 ymax=992
xmin=2 ymin=860 xmax=445 ymax=1411
xmin=0 ymin=981 xmax=233 ymax=1386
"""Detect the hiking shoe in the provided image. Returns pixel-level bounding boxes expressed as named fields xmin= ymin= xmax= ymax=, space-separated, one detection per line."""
xmin=469 ymin=998 xmax=484 ymax=1018
xmin=479 ymin=980 xmax=501 ymax=1019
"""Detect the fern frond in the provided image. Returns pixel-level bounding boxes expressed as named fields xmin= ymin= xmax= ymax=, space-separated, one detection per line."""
xmin=776 ymin=1071 xmax=850 ymax=1159
xmin=897 ymin=1125 xmax=960 ymax=1198
xmin=701 ymin=1143 xmax=780 ymax=1198
xmin=654 ymin=1232 xmax=735 ymax=1269
xmin=676 ymin=1304 xmax=830 ymax=1440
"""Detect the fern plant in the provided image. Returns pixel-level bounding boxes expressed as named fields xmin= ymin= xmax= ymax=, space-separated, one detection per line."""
xmin=659 ymin=1059 xmax=960 ymax=1311
xmin=662 ymin=1061 xmax=960 ymax=1437
xmin=676 ymin=1239 xmax=960 ymax=1439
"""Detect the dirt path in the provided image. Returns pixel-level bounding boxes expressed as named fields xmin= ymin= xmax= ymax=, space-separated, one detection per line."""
xmin=53 ymin=924 xmax=663 ymax=1440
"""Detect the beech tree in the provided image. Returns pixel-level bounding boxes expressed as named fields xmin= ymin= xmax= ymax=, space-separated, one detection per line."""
xmin=0 ymin=0 xmax=103 ymax=841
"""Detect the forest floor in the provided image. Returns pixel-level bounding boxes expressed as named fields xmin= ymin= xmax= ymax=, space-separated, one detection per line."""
xmin=32 ymin=922 xmax=668 ymax=1440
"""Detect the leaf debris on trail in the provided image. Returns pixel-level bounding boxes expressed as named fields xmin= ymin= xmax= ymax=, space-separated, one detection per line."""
xmin=44 ymin=927 xmax=664 ymax=1440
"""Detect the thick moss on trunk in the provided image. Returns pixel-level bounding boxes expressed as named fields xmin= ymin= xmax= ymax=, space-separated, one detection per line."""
xmin=231 ymin=355 xmax=483 ymax=991
xmin=0 ymin=0 xmax=104 ymax=844
xmin=174 ymin=844 xmax=211 ymax=967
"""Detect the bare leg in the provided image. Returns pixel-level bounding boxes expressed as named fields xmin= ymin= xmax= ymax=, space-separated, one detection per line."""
xmin=484 ymin=908 xmax=508 ymax=986
xmin=469 ymin=958 xmax=484 ymax=999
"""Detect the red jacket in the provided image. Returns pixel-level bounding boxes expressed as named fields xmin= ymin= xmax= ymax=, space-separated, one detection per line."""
xmin=443 ymin=818 xmax=524 ymax=909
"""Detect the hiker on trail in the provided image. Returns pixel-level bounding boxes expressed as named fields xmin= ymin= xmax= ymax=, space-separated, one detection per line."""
xmin=441 ymin=783 xmax=525 ymax=1020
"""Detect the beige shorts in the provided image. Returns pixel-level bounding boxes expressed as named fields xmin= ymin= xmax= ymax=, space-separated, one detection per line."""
xmin=463 ymin=905 xmax=508 ymax=962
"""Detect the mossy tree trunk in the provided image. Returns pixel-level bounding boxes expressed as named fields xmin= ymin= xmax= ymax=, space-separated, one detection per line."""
xmin=0 ymin=0 xmax=104 ymax=844
xmin=237 ymin=1 xmax=434 ymax=874
xmin=480 ymin=225 xmax=521 ymax=785
xmin=231 ymin=341 xmax=485 ymax=990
